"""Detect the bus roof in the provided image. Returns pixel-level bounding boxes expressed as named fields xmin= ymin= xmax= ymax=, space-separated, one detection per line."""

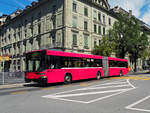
xmin=26 ymin=49 xmax=128 ymax=62
xmin=46 ymin=50 xmax=102 ymax=59
xmin=108 ymin=57 xmax=128 ymax=62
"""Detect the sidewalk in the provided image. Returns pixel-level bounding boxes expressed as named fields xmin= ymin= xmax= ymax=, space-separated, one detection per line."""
xmin=0 ymin=83 xmax=27 ymax=89
xmin=127 ymin=70 xmax=150 ymax=75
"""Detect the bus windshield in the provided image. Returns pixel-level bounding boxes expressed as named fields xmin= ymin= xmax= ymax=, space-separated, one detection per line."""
xmin=26 ymin=52 xmax=46 ymax=72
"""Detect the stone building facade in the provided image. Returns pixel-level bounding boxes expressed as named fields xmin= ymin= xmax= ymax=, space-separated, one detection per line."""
xmin=0 ymin=0 xmax=117 ymax=72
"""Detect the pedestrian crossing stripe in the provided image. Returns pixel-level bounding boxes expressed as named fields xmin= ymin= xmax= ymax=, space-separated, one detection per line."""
xmin=109 ymin=76 xmax=150 ymax=80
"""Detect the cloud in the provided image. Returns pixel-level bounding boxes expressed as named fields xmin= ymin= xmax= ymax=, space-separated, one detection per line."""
xmin=109 ymin=0 xmax=145 ymax=17
xmin=108 ymin=0 xmax=150 ymax=25
xmin=142 ymin=5 xmax=150 ymax=25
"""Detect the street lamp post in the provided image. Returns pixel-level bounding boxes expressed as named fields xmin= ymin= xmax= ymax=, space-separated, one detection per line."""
xmin=2 ymin=60 xmax=4 ymax=85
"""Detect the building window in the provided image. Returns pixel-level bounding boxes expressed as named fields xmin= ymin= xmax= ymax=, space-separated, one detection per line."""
xmin=84 ymin=21 xmax=88 ymax=31
xmin=98 ymin=13 xmax=101 ymax=21
xmin=103 ymin=14 xmax=105 ymax=24
xmin=109 ymin=18 xmax=111 ymax=26
xmin=103 ymin=27 xmax=105 ymax=35
xmin=37 ymin=38 xmax=41 ymax=49
xmin=17 ymin=60 xmax=21 ymax=72
xmin=98 ymin=25 xmax=101 ymax=35
xmin=30 ymin=41 xmax=33 ymax=51
xmin=84 ymin=7 xmax=88 ymax=16
xmin=99 ymin=40 xmax=101 ymax=45
xmin=31 ymin=17 xmax=34 ymax=36
xmin=38 ymin=12 xmax=41 ymax=22
xmin=73 ymin=2 xmax=77 ymax=12
xmin=93 ymin=10 xmax=97 ymax=20
xmin=8 ymin=34 xmax=11 ymax=42
xmin=53 ymin=5 xmax=56 ymax=13
xmin=24 ymin=29 xmax=27 ymax=38
xmin=25 ymin=20 xmax=27 ymax=27
xmin=94 ymin=40 xmax=97 ymax=47
xmin=23 ymin=41 xmax=26 ymax=53
xmin=72 ymin=16 xmax=77 ymax=28
xmin=13 ymin=60 xmax=16 ymax=72
xmin=72 ymin=34 xmax=77 ymax=46
xmin=84 ymin=35 xmax=88 ymax=47
xmin=94 ymin=24 xmax=97 ymax=33
xmin=38 ymin=23 xmax=41 ymax=34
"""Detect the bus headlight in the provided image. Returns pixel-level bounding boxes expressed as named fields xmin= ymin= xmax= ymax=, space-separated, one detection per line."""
xmin=40 ymin=76 xmax=47 ymax=78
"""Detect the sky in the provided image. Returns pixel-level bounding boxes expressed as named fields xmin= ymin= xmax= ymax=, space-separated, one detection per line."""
xmin=0 ymin=0 xmax=37 ymax=15
xmin=109 ymin=0 xmax=150 ymax=25
xmin=0 ymin=0 xmax=150 ymax=26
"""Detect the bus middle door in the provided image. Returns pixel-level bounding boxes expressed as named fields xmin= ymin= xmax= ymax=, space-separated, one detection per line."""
xmin=102 ymin=57 xmax=109 ymax=77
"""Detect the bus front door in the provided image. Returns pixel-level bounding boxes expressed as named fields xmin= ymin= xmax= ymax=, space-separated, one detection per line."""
xmin=102 ymin=57 xmax=109 ymax=77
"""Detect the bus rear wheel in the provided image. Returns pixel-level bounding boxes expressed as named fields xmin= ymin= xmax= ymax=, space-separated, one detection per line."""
xmin=96 ymin=71 xmax=101 ymax=80
xmin=64 ymin=74 xmax=72 ymax=84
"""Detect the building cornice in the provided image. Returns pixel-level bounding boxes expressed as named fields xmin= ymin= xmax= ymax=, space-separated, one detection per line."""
xmin=0 ymin=0 xmax=49 ymax=29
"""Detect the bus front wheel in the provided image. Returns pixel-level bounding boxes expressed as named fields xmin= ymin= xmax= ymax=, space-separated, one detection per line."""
xmin=64 ymin=74 xmax=72 ymax=84
xmin=96 ymin=71 xmax=101 ymax=80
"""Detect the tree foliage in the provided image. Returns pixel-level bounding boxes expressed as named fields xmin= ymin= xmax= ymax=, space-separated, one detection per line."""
xmin=92 ymin=35 xmax=116 ymax=56
xmin=109 ymin=13 xmax=130 ymax=58
xmin=110 ymin=13 xmax=149 ymax=72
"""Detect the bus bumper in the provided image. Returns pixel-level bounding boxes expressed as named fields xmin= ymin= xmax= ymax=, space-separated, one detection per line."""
xmin=25 ymin=76 xmax=47 ymax=84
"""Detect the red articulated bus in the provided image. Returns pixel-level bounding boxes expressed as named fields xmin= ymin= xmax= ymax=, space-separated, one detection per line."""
xmin=25 ymin=49 xmax=129 ymax=84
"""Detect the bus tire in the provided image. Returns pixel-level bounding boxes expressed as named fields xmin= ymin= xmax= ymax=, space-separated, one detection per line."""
xmin=119 ymin=70 xmax=123 ymax=76
xmin=96 ymin=71 xmax=101 ymax=80
xmin=39 ymin=78 xmax=47 ymax=86
xmin=64 ymin=74 xmax=72 ymax=84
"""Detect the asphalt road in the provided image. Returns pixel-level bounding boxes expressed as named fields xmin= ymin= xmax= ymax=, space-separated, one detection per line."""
xmin=0 ymin=73 xmax=150 ymax=113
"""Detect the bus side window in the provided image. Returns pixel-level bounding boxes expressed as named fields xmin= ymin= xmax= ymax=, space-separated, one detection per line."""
xmin=118 ymin=61 xmax=128 ymax=68
xmin=90 ymin=59 xmax=95 ymax=67
xmin=73 ymin=58 xmax=81 ymax=67
xmin=47 ymin=56 xmax=52 ymax=69
xmin=61 ymin=57 xmax=68 ymax=68
xmin=51 ymin=56 xmax=55 ymax=69
xmin=68 ymin=61 xmax=72 ymax=67
xmin=64 ymin=61 xmax=68 ymax=67
xmin=55 ymin=56 xmax=61 ymax=69
xmin=109 ymin=60 xmax=116 ymax=67
xmin=94 ymin=59 xmax=102 ymax=67
xmin=85 ymin=59 xmax=90 ymax=67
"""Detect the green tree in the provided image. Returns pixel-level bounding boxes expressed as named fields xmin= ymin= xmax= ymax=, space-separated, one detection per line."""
xmin=92 ymin=35 xmax=116 ymax=56
xmin=127 ymin=17 xmax=149 ymax=71
xmin=110 ymin=13 xmax=149 ymax=72
xmin=109 ymin=13 xmax=130 ymax=58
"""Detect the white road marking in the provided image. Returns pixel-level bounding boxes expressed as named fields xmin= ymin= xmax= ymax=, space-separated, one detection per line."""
xmin=48 ymin=80 xmax=128 ymax=96
xmin=87 ymin=89 xmax=133 ymax=104
xmin=126 ymin=95 xmax=150 ymax=112
xmin=46 ymin=96 xmax=88 ymax=104
xmin=80 ymin=84 xmax=131 ymax=90
xmin=42 ymin=79 xmax=136 ymax=104
xmin=48 ymin=89 xmax=132 ymax=104
xmin=127 ymin=79 xmax=136 ymax=88
xmin=52 ymin=88 xmax=133 ymax=98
